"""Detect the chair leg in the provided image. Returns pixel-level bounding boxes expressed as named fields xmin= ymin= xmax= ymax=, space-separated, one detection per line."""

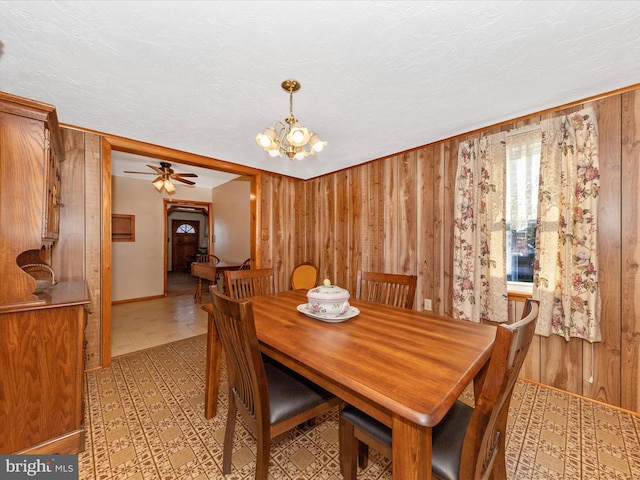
xmin=255 ymin=427 xmax=271 ymax=480
xmin=357 ymin=441 xmax=369 ymax=468
xmin=339 ymin=415 xmax=358 ymax=480
xmin=223 ymin=397 xmax=237 ymax=474
xmin=194 ymin=278 xmax=202 ymax=303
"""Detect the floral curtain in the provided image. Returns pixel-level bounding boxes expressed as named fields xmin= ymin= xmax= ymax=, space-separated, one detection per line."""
xmin=452 ymin=133 xmax=508 ymax=324
xmin=534 ymin=107 xmax=601 ymax=342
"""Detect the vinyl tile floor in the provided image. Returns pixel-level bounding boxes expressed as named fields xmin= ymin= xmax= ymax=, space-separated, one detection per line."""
xmin=111 ymin=272 xmax=210 ymax=357
xmin=81 ymin=334 xmax=640 ymax=480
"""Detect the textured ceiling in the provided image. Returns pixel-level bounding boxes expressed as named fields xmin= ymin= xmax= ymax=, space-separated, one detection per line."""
xmin=1 ymin=1 xmax=639 ymax=181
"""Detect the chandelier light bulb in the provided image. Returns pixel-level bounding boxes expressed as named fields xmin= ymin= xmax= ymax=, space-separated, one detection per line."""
xmin=258 ymin=135 xmax=271 ymax=148
xmin=256 ymin=127 xmax=276 ymax=148
xmin=266 ymin=141 xmax=281 ymax=157
xmin=309 ymin=134 xmax=325 ymax=152
xmin=286 ymin=123 xmax=311 ymax=147
xmin=292 ymin=130 xmax=304 ymax=144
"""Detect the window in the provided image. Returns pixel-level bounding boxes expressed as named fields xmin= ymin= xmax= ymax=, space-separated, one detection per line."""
xmin=505 ymin=128 xmax=541 ymax=285
xmin=176 ymin=223 xmax=196 ymax=234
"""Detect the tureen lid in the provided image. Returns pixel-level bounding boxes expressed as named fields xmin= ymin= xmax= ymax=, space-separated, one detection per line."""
xmin=307 ymin=279 xmax=350 ymax=300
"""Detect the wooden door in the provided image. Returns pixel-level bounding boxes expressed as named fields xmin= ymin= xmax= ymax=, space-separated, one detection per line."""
xmin=171 ymin=220 xmax=199 ymax=271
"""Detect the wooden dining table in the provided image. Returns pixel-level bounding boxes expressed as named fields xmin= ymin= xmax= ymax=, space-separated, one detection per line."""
xmin=202 ymin=289 xmax=496 ymax=480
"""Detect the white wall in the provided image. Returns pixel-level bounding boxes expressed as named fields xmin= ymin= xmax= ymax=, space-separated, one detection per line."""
xmin=212 ymin=178 xmax=250 ymax=264
xmin=111 ymin=176 xmax=212 ymax=301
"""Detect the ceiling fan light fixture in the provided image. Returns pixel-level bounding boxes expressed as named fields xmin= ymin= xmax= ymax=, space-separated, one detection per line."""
xmin=152 ymin=177 xmax=164 ymax=191
xmin=163 ymin=179 xmax=176 ymax=194
xmin=256 ymin=79 xmax=326 ymax=160
xmin=124 ymin=162 xmax=197 ymax=194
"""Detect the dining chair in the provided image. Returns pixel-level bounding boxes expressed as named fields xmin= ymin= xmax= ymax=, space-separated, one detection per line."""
xmin=196 ymin=253 xmax=220 ymax=265
xmin=239 ymin=258 xmax=251 ymax=270
xmin=339 ymin=298 xmax=539 ymax=480
xmin=290 ymin=262 xmax=319 ymax=290
xmin=224 ymin=267 xmax=278 ymax=299
xmin=209 ymin=286 xmax=341 ymax=480
xmin=355 ymin=270 xmax=418 ymax=309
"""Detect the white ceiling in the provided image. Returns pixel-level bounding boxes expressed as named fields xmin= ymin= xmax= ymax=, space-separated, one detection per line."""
xmin=1 ymin=1 xmax=639 ymax=182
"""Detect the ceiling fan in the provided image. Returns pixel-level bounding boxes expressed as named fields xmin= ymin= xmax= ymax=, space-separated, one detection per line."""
xmin=124 ymin=162 xmax=198 ymax=194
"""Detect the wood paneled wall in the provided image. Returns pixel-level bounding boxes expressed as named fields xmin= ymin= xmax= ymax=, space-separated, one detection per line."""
xmin=258 ymin=88 xmax=639 ymax=412
xmin=622 ymin=92 xmax=640 ymax=411
xmin=57 ymin=128 xmax=103 ymax=371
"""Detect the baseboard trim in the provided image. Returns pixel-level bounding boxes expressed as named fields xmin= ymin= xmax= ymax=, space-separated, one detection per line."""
xmin=112 ymin=294 xmax=165 ymax=305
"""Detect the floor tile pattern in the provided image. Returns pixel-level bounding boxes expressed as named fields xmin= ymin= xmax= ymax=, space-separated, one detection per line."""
xmin=82 ymin=335 xmax=640 ymax=479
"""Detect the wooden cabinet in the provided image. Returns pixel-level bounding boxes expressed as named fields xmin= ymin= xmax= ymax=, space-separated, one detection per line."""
xmin=0 ymin=282 xmax=89 ymax=454
xmin=0 ymin=93 xmax=88 ymax=454
xmin=0 ymin=92 xmax=64 ymax=307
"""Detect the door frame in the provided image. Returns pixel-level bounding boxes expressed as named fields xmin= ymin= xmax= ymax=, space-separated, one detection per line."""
xmin=165 ymin=199 xmax=213 ymax=292
xmin=101 ymin=133 xmax=261 ymax=367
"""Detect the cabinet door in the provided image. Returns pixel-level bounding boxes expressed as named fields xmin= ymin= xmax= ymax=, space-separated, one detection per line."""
xmin=42 ymin=127 xmax=61 ymax=245
xmin=0 ymin=305 xmax=86 ymax=454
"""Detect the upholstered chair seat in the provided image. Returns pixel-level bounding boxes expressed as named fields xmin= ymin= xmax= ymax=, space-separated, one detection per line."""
xmin=341 ymin=401 xmax=473 ymax=480
xmin=266 ymin=362 xmax=336 ymax=425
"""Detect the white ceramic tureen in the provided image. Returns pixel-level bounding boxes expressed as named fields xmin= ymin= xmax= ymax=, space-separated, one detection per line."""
xmin=306 ymin=279 xmax=350 ymax=317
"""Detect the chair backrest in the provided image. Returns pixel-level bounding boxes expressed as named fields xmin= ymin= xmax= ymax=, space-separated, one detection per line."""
xmin=239 ymin=258 xmax=251 ymax=270
xmin=459 ymin=298 xmax=539 ymax=479
xmin=290 ymin=262 xmax=319 ymax=290
xmin=196 ymin=254 xmax=219 ymax=265
xmin=209 ymin=286 xmax=268 ymax=434
xmin=355 ymin=270 xmax=418 ymax=309
xmin=224 ymin=267 xmax=278 ymax=300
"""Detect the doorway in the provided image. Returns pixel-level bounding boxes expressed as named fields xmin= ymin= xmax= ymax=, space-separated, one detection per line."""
xmin=171 ymin=219 xmax=199 ymax=272
xmin=164 ymin=199 xmax=212 ymax=296
xmin=102 ymin=135 xmax=261 ymax=367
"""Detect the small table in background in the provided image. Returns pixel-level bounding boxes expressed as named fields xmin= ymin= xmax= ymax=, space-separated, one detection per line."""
xmin=191 ymin=261 xmax=241 ymax=302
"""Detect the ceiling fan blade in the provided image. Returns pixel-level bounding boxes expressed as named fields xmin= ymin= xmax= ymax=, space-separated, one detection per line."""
xmin=147 ymin=164 xmax=165 ymax=175
xmin=124 ymin=171 xmax=156 ymax=174
xmin=173 ymin=173 xmax=198 ymax=178
xmin=173 ymin=177 xmax=196 ymax=186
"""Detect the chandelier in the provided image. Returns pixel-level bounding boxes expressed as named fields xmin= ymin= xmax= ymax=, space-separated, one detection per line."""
xmin=255 ymin=79 xmax=326 ymax=160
